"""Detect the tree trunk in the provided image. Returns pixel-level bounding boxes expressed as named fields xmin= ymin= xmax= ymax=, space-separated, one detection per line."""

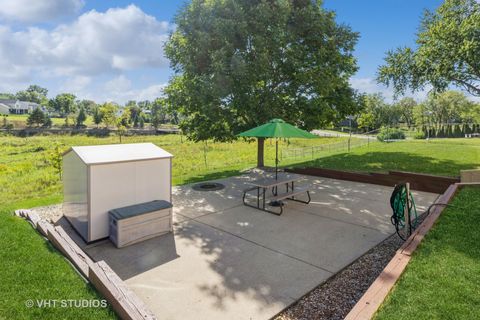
xmin=257 ymin=137 xmax=265 ymax=167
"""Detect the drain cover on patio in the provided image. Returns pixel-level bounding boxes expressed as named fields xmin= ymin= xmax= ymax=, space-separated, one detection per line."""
xmin=192 ymin=182 xmax=225 ymax=191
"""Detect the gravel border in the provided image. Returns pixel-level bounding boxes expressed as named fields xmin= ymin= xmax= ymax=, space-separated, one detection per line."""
xmin=274 ymin=233 xmax=404 ymax=320
xmin=31 ymin=204 xmax=63 ymax=223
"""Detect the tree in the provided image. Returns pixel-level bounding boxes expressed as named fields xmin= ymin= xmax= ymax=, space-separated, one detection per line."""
xmin=356 ymin=94 xmax=399 ymax=131
xmin=116 ymin=109 xmax=132 ymax=143
xmin=76 ymin=107 xmax=87 ymax=127
xmin=0 ymin=93 xmax=15 ymax=99
xmin=77 ymin=100 xmax=97 ymax=115
xmin=413 ymin=91 xmax=471 ymax=128
xmin=127 ymin=104 xmax=142 ymax=127
xmin=165 ymin=0 xmax=360 ymax=166
xmin=394 ymin=97 xmax=417 ymax=128
xmin=99 ymin=103 xmax=118 ymax=128
xmin=27 ymin=107 xmax=46 ymax=127
xmin=460 ymin=102 xmax=480 ymax=124
xmin=43 ymin=116 xmax=52 ymax=128
xmin=50 ymin=93 xmax=77 ymax=117
xmin=119 ymin=108 xmax=132 ymax=128
xmin=92 ymin=106 xmax=103 ymax=127
xmin=138 ymin=115 xmax=145 ymax=128
xmin=151 ymin=98 xmax=167 ymax=129
xmin=378 ymin=0 xmax=480 ymax=97
xmin=16 ymin=85 xmax=48 ymax=105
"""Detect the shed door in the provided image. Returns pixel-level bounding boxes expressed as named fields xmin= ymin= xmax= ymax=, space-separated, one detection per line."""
xmin=89 ymin=159 xmax=170 ymax=241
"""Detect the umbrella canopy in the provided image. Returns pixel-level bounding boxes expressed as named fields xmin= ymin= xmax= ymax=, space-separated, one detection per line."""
xmin=238 ymin=118 xmax=317 ymax=139
xmin=238 ymin=119 xmax=317 ymax=179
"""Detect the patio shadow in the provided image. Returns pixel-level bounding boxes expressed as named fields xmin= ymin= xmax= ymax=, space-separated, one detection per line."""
xmin=56 ymin=217 xmax=179 ymax=280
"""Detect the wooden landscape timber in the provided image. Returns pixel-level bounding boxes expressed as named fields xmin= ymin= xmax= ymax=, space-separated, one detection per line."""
xmin=14 ymin=210 xmax=157 ymax=320
xmin=344 ymin=182 xmax=473 ymax=320
xmin=47 ymin=226 xmax=94 ymax=278
xmin=460 ymin=169 xmax=480 ymax=183
xmin=286 ymin=167 xmax=459 ymax=194
xmin=89 ymin=261 xmax=156 ymax=320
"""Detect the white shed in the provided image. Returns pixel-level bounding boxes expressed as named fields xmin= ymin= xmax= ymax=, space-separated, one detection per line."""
xmin=63 ymin=143 xmax=173 ymax=242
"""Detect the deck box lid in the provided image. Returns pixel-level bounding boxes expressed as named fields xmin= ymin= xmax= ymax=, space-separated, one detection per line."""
xmin=109 ymin=200 xmax=172 ymax=220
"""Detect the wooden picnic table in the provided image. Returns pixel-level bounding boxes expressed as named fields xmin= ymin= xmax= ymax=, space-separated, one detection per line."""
xmin=242 ymin=174 xmax=311 ymax=215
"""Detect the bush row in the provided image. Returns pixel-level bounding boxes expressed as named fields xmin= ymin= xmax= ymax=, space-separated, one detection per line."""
xmin=417 ymin=124 xmax=479 ymax=139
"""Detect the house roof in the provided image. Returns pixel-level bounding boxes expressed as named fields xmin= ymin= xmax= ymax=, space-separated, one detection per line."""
xmin=0 ymin=99 xmax=16 ymax=107
xmin=0 ymin=103 xmax=10 ymax=114
xmin=65 ymin=143 xmax=173 ymax=165
xmin=0 ymin=99 xmax=39 ymax=109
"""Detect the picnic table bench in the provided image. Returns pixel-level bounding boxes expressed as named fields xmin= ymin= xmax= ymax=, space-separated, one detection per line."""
xmin=242 ymin=174 xmax=311 ymax=215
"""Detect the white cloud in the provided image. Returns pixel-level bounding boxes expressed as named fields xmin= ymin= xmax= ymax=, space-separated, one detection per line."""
xmin=0 ymin=0 xmax=84 ymax=23
xmin=97 ymin=76 xmax=166 ymax=103
xmin=0 ymin=5 xmax=172 ymax=87
xmin=349 ymin=77 xmax=430 ymax=102
xmin=61 ymin=75 xmax=91 ymax=92
xmin=104 ymin=75 xmax=132 ymax=93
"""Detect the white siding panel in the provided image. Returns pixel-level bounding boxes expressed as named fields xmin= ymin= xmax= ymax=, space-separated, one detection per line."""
xmin=89 ymin=159 xmax=171 ymax=241
xmin=63 ymin=151 xmax=88 ymax=241
xmin=134 ymin=159 xmax=171 ymax=204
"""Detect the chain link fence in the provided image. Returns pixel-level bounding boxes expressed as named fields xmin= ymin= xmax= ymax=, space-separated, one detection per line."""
xmin=281 ymin=137 xmax=372 ymax=161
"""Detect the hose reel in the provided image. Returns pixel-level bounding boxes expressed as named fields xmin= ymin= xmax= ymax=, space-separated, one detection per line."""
xmin=390 ymin=182 xmax=418 ymax=240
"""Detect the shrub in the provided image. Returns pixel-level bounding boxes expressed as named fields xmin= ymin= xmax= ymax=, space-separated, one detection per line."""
xmin=414 ymin=131 xmax=426 ymax=139
xmin=377 ymin=127 xmax=406 ymax=142
xmin=27 ymin=108 xmax=46 ymax=127
xmin=42 ymin=116 xmax=52 ymax=128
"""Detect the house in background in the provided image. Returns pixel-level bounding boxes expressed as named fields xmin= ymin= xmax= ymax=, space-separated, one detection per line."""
xmin=0 ymin=99 xmax=42 ymax=115
xmin=0 ymin=102 xmax=10 ymax=115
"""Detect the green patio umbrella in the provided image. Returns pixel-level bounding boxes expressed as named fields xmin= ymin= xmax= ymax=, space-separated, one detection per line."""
xmin=238 ymin=118 xmax=317 ymax=179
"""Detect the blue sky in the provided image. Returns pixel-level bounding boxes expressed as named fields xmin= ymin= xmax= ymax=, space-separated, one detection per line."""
xmin=0 ymin=0 xmax=445 ymax=103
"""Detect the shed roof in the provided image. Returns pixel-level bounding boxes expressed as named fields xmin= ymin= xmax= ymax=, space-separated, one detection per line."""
xmin=66 ymin=143 xmax=173 ymax=165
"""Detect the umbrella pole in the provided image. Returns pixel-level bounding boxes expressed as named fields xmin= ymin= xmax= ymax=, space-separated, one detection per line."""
xmin=269 ymin=138 xmax=282 ymax=207
xmin=275 ymin=138 xmax=278 ymax=180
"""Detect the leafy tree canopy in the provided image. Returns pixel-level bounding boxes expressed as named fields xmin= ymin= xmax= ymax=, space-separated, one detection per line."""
xmin=15 ymin=85 xmax=49 ymax=105
xmin=76 ymin=99 xmax=97 ymax=115
xmin=26 ymin=107 xmax=46 ymax=127
xmin=49 ymin=93 xmax=77 ymax=116
xmin=99 ymin=102 xmax=118 ymax=128
xmin=413 ymin=90 xmax=475 ymax=126
xmin=393 ymin=97 xmax=417 ymax=128
xmin=165 ymin=0 xmax=360 ymax=143
xmin=151 ymin=98 xmax=168 ymax=129
xmin=76 ymin=107 xmax=87 ymax=127
xmin=92 ymin=106 xmax=103 ymax=127
xmin=356 ymin=94 xmax=401 ymax=131
xmin=378 ymin=0 xmax=480 ymax=97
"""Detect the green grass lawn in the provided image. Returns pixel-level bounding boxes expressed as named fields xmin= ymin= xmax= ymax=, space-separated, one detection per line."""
xmin=374 ymin=186 xmax=480 ymax=320
xmin=5 ymin=114 xmax=95 ymax=127
xmin=293 ymin=139 xmax=480 ymax=177
xmin=0 ymin=198 xmax=116 ymax=320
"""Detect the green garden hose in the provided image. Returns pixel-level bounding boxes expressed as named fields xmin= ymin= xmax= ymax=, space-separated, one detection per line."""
xmin=390 ymin=183 xmax=418 ymax=240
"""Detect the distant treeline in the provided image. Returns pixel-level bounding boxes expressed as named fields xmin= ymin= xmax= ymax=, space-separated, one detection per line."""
xmin=421 ymin=123 xmax=479 ymax=138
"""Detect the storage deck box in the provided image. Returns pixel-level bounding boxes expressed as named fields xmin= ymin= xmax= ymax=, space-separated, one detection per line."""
xmin=109 ymin=200 xmax=173 ymax=248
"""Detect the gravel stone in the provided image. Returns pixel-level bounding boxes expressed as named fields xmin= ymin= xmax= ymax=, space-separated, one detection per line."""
xmin=32 ymin=204 xmax=63 ymax=224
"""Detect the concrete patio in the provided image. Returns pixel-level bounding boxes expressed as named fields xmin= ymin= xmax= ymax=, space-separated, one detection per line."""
xmin=80 ymin=172 xmax=438 ymax=320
